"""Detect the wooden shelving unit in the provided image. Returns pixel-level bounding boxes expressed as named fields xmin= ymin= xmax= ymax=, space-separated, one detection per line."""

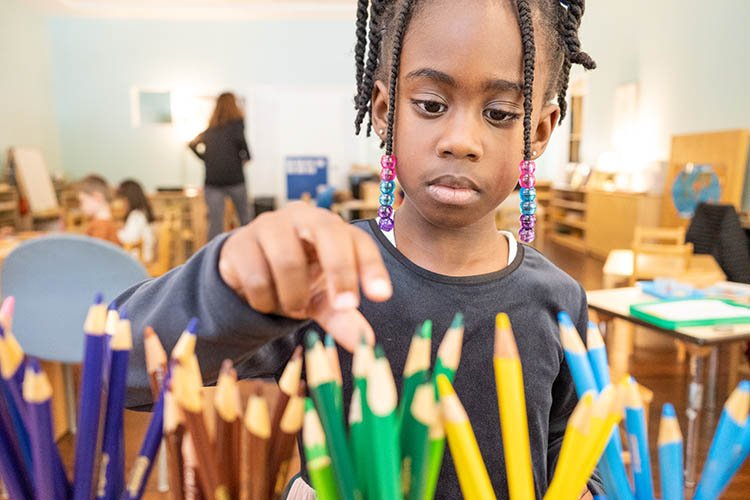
xmin=0 ymin=183 xmax=19 ymax=228
xmin=549 ymin=187 xmax=587 ymax=252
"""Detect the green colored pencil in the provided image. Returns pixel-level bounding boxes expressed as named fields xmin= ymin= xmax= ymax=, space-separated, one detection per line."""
xmin=426 ymin=313 xmax=464 ymax=500
xmin=401 ymin=377 xmax=435 ymax=500
xmin=349 ymin=336 xmax=374 ymax=498
xmin=399 ymin=321 xmax=432 ymax=428
xmin=367 ymin=345 xmax=402 ymax=500
xmin=305 ymin=331 xmax=361 ymax=500
xmin=324 ymin=334 xmax=344 ymax=417
xmin=304 ymin=398 xmax=340 ymax=500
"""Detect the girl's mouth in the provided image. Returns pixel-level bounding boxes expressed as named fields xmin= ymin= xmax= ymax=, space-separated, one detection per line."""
xmin=427 ymin=175 xmax=481 ymax=206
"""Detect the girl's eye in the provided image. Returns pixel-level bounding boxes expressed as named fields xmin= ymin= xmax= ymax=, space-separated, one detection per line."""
xmin=484 ymin=108 xmax=521 ymax=124
xmin=412 ymin=99 xmax=447 ymax=115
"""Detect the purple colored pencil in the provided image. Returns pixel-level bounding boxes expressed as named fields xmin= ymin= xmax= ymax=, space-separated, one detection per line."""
xmin=23 ymin=358 xmax=71 ymax=500
xmin=73 ymin=293 xmax=109 ymax=500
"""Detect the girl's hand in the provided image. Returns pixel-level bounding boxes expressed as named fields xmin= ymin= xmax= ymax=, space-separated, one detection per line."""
xmin=219 ymin=202 xmax=392 ymax=351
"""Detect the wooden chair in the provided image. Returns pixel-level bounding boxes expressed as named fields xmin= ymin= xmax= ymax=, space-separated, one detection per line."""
xmin=147 ymin=209 xmax=179 ymax=277
xmin=631 ymin=226 xmax=694 ymax=361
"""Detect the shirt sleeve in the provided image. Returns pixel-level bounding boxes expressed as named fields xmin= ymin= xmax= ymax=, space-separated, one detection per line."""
xmin=234 ymin=121 xmax=251 ymax=161
xmin=119 ymin=233 xmax=305 ymax=409
xmin=547 ymin=284 xmax=605 ymax=496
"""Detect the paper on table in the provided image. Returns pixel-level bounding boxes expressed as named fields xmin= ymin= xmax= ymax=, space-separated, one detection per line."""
xmin=639 ymin=300 xmax=750 ymax=321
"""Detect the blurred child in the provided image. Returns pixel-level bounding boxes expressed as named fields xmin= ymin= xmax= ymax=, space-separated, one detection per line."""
xmin=116 ymin=179 xmax=156 ymax=263
xmin=77 ymin=174 xmax=119 ymax=245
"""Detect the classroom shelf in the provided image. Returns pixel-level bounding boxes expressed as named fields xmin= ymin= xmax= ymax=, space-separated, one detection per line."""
xmin=550 ymin=199 xmax=587 ymax=211
xmin=550 ymin=233 xmax=587 ymax=253
xmin=551 ymin=216 xmax=587 ymax=231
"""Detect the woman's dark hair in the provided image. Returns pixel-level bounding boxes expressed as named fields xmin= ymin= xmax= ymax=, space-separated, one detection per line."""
xmin=208 ymin=92 xmax=244 ymax=129
xmin=353 ymin=0 xmax=596 ymax=161
xmin=117 ymin=179 xmax=155 ymax=223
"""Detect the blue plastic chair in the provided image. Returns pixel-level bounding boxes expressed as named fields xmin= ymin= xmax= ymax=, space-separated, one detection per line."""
xmin=1 ymin=233 xmax=149 ymax=433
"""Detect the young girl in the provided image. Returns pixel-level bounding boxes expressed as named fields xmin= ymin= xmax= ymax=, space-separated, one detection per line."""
xmin=122 ymin=0 xmax=599 ymax=497
xmin=116 ymin=179 xmax=156 ymax=263
xmin=77 ymin=174 xmax=119 ymax=245
xmin=189 ymin=92 xmax=252 ymax=240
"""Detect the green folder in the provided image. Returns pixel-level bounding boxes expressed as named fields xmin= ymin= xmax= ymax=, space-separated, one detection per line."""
xmin=630 ymin=298 xmax=750 ymax=329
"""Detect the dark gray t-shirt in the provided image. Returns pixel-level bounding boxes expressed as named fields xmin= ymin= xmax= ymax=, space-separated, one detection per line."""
xmin=121 ymin=219 xmax=602 ymax=499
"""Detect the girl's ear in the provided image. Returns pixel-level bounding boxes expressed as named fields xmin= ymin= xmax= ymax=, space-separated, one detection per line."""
xmin=531 ymin=103 xmax=561 ymax=158
xmin=371 ymin=80 xmax=389 ymax=142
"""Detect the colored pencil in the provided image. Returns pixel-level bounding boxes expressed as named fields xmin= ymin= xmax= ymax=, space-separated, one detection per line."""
xmin=23 ymin=358 xmax=70 ymax=500
xmin=623 ymin=377 xmax=655 ymax=500
xmin=172 ymin=361 xmax=228 ymax=500
xmin=214 ymin=360 xmax=241 ymax=500
xmin=324 ymin=334 xmax=344 ymax=416
xmin=271 ymin=388 xmax=305 ymax=497
xmin=401 ymin=377 xmax=435 ymax=500
xmin=243 ymin=389 xmax=271 ymax=500
xmin=426 ymin=313 xmax=464 ymax=500
xmin=73 ymin=294 xmax=109 ymax=500
xmin=0 ymin=296 xmax=15 ymax=331
xmin=144 ymin=326 xmax=168 ymax=401
xmin=163 ymin=379 xmax=185 ymax=500
xmin=561 ymin=312 xmax=631 ymax=500
xmin=548 ymin=391 xmax=595 ymax=494
xmin=494 ymin=313 xmax=535 ymax=500
xmin=305 ymin=331 xmax=360 ymax=500
xmin=401 ymin=321 xmax=432 ymax=428
xmin=0 ymin=325 xmax=32 ymax=475
xmin=181 ymin=434 xmax=203 ymax=500
xmin=349 ymin=335 xmax=373 ymax=498
xmin=436 ymin=374 xmax=496 ymax=500
xmin=304 ymin=398 xmax=339 ymax=500
xmin=98 ymin=309 xmax=132 ymax=499
xmin=694 ymin=380 xmax=750 ymax=500
xmin=657 ymin=403 xmax=683 ymax=500
xmin=268 ymin=345 xmax=303 ymax=493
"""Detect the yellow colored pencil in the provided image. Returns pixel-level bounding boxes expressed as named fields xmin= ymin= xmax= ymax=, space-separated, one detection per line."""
xmin=436 ymin=374 xmax=496 ymax=500
xmin=493 ymin=313 xmax=534 ymax=500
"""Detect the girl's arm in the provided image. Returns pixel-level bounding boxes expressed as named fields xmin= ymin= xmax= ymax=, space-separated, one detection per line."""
xmin=120 ymin=233 xmax=305 ymax=409
xmin=234 ymin=121 xmax=251 ymax=162
xmin=117 ymin=211 xmax=146 ymax=245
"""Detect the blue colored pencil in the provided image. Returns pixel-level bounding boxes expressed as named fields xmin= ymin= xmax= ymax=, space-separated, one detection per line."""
xmin=73 ymin=293 xmax=109 ymax=500
xmin=0 ymin=386 xmax=33 ymax=500
xmin=0 ymin=325 xmax=33 ymax=476
xmin=23 ymin=358 xmax=71 ymax=500
xmin=694 ymin=380 xmax=750 ymax=500
xmin=586 ymin=321 xmax=611 ymax=391
xmin=97 ymin=308 xmax=132 ymax=500
xmin=715 ymin=415 xmax=750 ymax=496
xmin=559 ymin=312 xmax=633 ymax=500
xmin=624 ymin=377 xmax=655 ymax=500
xmin=657 ymin=404 xmax=683 ymax=500
xmin=122 ymin=379 xmax=167 ymax=500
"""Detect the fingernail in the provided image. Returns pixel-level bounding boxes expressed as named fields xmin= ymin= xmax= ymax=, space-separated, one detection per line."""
xmin=367 ymin=278 xmax=392 ymax=298
xmin=333 ymin=292 xmax=359 ymax=311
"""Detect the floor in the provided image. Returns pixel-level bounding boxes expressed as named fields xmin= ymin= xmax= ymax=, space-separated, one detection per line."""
xmin=51 ymin=238 xmax=749 ymax=499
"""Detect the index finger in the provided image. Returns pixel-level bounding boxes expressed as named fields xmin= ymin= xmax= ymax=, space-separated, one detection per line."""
xmin=349 ymin=225 xmax=392 ymax=302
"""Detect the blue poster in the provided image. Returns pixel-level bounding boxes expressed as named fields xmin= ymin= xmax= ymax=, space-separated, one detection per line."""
xmin=285 ymin=156 xmax=328 ymax=200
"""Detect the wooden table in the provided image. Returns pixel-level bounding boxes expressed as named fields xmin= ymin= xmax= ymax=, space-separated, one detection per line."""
xmin=602 ymin=249 xmax=726 ymax=288
xmin=587 ymin=286 xmax=750 ymax=487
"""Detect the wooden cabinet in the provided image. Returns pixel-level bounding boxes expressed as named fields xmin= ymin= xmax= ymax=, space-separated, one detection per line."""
xmin=549 ymin=187 xmax=588 ymax=252
xmin=585 ymin=190 xmax=661 ymax=259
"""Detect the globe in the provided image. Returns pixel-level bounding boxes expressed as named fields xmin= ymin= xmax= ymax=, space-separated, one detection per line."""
xmin=671 ymin=163 xmax=721 ymax=218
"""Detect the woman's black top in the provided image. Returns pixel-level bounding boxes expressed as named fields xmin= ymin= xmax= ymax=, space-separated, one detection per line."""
xmin=189 ymin=119 xmax=251 ymax=187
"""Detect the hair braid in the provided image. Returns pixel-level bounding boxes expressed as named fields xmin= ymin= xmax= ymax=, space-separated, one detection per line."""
xmin=557 ymin=0 xmax=596 ymax=122
xmin=354 ymin=0 xmax=387 ymax=136
xmin=517 ymin=0 xmax=536 ymax=161
xmin=354 ymin=0 xmax=370 ymax=100
xmin=384 ymin=0 xmax=417 ymax=155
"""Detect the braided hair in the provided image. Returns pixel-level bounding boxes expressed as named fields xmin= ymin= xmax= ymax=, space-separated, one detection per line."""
xmin=353 ymin=0 xmax=596 ymax=162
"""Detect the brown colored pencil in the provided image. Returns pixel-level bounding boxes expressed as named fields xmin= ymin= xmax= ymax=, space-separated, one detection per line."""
xmin=242 ymin=389 xmax=271 ymax=500
xmin=164 ymin=381 xmax=185 ymax=500
xmin=271 ymin=386 xmax=306 ymax=497
xmin=172 ymin=362 xmax=229 ymax=500
xmin=144 ymin=326 xmax=168 ymax=400
xmin=214 ymin=360 xmax=241 ymax=499
xmin=182 ymin=434 xmax=204 ymax=500
xmin=268 ymin=347 xmax=303 ymax=489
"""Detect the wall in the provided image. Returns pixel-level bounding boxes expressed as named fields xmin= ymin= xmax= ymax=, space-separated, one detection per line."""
xmin=0 ymin=0 xmax=61 ymax=174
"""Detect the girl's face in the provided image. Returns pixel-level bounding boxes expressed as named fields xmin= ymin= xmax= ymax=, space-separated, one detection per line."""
xmin=373 ymin=0 xmax=559 ymax=229
xmin=78 ymin=191 xmax=106 ymax=217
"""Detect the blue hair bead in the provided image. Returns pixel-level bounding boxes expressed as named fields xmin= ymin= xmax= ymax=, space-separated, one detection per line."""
xmin=380 ymin=180 xmax=395 ymax=194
